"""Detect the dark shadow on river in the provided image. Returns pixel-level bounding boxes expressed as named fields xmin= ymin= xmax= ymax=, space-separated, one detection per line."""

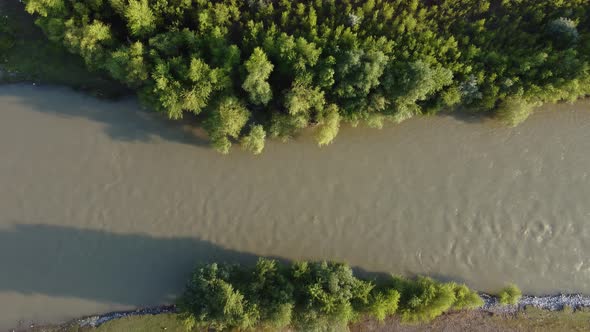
xmin=0 ymin=224 xmax=262 ymax=306
xmin=0 ymin=224 xmax=404 ymax=306
xmin=0 ymin=85 xmax=211 ymax=148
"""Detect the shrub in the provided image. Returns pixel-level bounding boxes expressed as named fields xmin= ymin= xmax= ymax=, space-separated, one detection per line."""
xmin=496 ymin=97 xmax=537 ymax=127
xmin=392 ymin=276 xmax=458 ymax=323
xmin=498 ymin=284 xmax=522 ymax=305
xmin=241 ymin=124 xmax=266 ymax=155
xmin=366 ymin=289 xmax=400 ymax=322
xmin=452 ymin=284 xmax=484 ymax=310
xmin=205 ymin=97 xmax=250 ymax=154
xmin=314 ymin=104 xmax=341 ymax=146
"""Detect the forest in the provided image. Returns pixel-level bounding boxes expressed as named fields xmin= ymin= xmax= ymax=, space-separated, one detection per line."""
xmin=23 ymin=0 xmax=590 ymax=153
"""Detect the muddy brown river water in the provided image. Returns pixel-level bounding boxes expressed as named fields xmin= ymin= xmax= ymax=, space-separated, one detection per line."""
xmin=1 ymin=85 xmax=590 ymax=329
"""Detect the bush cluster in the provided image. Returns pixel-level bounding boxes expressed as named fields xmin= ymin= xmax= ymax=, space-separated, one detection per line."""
xmin=178 ymin=259 xmax=483 ymax=331
xmin=23 ymin=0 xmax=590 ymax=153
xmin=497 ymin=284 xmax=522 ymax=306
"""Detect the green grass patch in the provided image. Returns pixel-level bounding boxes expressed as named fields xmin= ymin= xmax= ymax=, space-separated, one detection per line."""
xmin=94 ymin=314 xmax=187 ymax=332
xmin=29 ymin=314 xmax=185 ymax=332
xmin=493 ymin=306 xmax=590 ymax=331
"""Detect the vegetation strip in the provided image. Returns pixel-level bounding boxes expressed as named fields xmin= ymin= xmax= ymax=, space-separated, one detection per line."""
xmin=18 ymin=0 xmax=590 ymax=153
xmin=176 ymin=259 xmax=484 ymax=330
xmin=12 ymin=259 xmax=590 ymax=330
xmin=61 ymin=291 xmax=590 ymax=329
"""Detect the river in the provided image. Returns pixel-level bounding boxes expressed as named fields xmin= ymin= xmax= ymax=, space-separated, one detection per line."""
xmin=1 ymin=84 xmax=589 ymax=329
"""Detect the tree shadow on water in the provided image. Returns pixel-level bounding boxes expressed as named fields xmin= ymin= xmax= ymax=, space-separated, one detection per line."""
xmin=435 ymin=108 xmax=493 ymax=124
xmin=0 ymin=84 xmax=212 ymax=148
xmin=0 ymin=223 xmax=473 ymax=308
xmin=0 ymin=223 xmax=261 ymax=306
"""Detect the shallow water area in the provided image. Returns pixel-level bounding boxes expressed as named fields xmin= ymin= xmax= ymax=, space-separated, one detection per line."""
xmin=1 ymin=85 xmax=590 ymax=329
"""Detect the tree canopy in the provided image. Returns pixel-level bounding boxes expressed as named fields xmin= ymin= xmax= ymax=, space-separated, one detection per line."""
xmin=24 ymin=0 xmax=590 ymax=153
xmin=179 ymin=259 xmax=483 ymax=331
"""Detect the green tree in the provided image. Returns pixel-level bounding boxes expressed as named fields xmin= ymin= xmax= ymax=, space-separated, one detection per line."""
xmin=25 ymin=0 xmax=65 ymax=17
xmin=147 ymin=57 xmax=224 ymax=120
xmin=269 ymin=112 xmax=308 ymax=141
xmin=496 ymin=97 xmax=537 ymax=127
xmin=382 ymin=61 xmax=453 ymax=123
xmin=105 ymin=42 xmax=149 ymax=87
xmin=179 ymin=263 xmax=258 ymax=330
xmin=125 ymin=0 xmax=156 ymax=38
xmin=291 ymin=261 xmax=373 ymax=331
xmin=334 ymin=49 xmax=388 ymax=99
xmin=284 ymin=78 xmax=325 ymax=116
xmin=241 ymin=124 xmax=266 ymax=155
xmin=247 ymin=259 xmax=294 ymax=329
xmin=62 ymin=20 xmax=113 ymax=68
xmin=242 ymin=47 xmax=273 ymax=105
xmin=314 ymin=104 xmax=340 ymax=146
xmin=206 ymin=97 xmax=250 ymax=154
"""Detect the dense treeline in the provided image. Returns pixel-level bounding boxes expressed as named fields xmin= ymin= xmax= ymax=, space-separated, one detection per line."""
xmin=179 ymin=259 xmax=483 ymax=331
xmin=0 ymin=16 xmax=15 ymax=61
xmin=24 ymin=0 xmax=590 ymax=153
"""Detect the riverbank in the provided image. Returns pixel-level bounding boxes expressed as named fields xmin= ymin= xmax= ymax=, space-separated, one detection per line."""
xmin=484 ymin=294 xmax=590 ymax=313
xmin=16 ymin=294 xmax=590 ymax=332
xmin=0 ymin=1 xmax=127 ymax=98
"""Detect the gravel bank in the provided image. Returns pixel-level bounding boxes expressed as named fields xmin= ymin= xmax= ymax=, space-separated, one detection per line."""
xmin=75 ymin=293 xmax=590 ymax=328
xmin=482 ymin=293 xmax=590 ymax=313
xmin=77 ymin=305 xmax=177 ymax=328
